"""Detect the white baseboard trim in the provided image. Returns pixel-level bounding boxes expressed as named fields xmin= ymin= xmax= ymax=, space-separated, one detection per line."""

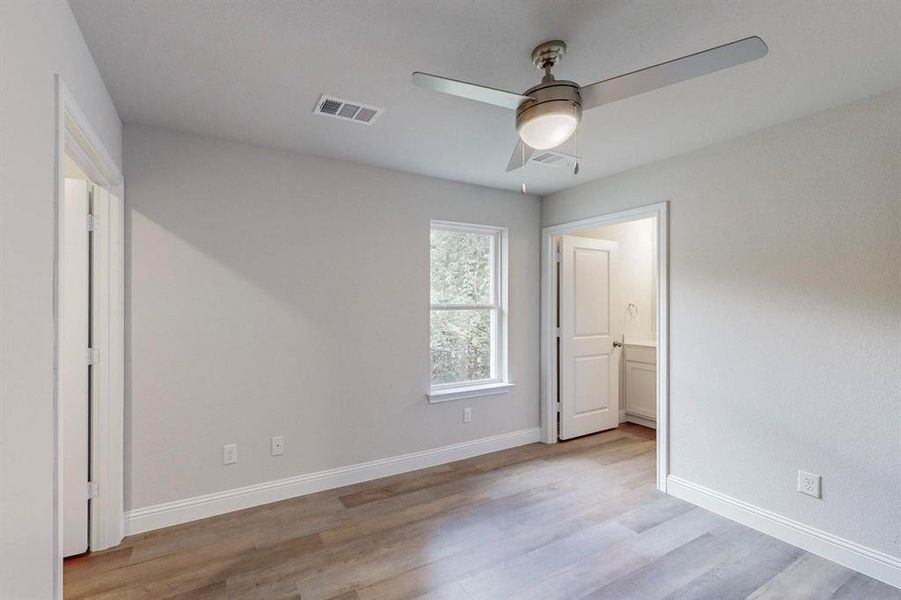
xmin=625 ymin=414 xmax=657 ymax=429
xmin=667 ymin=475 xmax=901 ymax=589
xmin=126 ymin=427 xmax=541 ymax=535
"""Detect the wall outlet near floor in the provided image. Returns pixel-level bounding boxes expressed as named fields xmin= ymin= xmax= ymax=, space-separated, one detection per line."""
xmin=797 ymin=470 xmax=821 ymax=498
xmin=223 ymin=443 xmax=238 ymax=465
xmin=463 ymin=407 xmax=472 ymax=424
xmin=271 ymin=435 xmax=285 ymax=456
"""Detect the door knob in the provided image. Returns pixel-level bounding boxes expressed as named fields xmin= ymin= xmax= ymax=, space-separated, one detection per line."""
xmin=612 ymin=340 xmax=623 ymax=348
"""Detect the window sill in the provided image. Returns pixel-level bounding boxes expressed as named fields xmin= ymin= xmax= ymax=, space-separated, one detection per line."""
xmin=427 ymin=382 xmax=515 ymax=404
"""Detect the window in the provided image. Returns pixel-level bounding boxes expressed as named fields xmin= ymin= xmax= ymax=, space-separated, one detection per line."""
xmin=429 ymin=221 xmax=511 ymax=402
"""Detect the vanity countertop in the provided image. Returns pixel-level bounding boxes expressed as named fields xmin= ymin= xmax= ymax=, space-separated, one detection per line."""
xmin=624 ymin=340 xmax=657 ymax=348
xmin=623 ymin=334 xmax=657 ymax=348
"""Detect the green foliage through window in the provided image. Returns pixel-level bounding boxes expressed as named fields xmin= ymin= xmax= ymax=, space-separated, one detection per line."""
xmin=430 ymin=226 xmax=498 ymax=386
xmin=430 ymin=309 xmax=491 ymax=384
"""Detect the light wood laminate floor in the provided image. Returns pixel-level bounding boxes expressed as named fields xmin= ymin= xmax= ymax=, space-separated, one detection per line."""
xmin=64 ymin=424 xmax=900 ymax=599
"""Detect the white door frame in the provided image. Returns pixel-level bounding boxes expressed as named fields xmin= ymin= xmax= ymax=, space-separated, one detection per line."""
xmin=54 ymin=75 xmax=125 ymax=593
xmin=540 ymin=201 xmax=669 ymax=492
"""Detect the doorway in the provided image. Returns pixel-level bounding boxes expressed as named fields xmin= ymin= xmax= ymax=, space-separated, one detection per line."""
xmin=60 ymin=160 xmax=93 ymax=557
xmin=541 ymin=202 xmax=669 ymax=490
xmin=59 ymin=158 xmax=123 ymax=558
xmin=55 ymin=76 xmax=126 ymax=594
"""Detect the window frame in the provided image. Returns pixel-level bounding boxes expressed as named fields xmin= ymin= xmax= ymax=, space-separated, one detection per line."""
xmin=428 ymin=220 xmax=511 ymax=402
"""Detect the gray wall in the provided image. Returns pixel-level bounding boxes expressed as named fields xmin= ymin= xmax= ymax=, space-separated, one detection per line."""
xmin=124 ymin=125 xmax=540 ymax=510
xmin=543 ymin=88 xmax=901 ymax=558
xmin=0 ymin=2 xmax=122 ymax=597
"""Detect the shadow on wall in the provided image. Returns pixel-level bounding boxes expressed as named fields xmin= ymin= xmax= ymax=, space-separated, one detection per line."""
xmin=122 ymin=126 xmax=540 ymax=508
xmin=123 ymin=133 xmax=431 ymax=506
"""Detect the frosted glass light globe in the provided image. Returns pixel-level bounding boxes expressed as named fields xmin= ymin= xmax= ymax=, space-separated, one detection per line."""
xmin=517 ymin=112 xmax=578 ymax=150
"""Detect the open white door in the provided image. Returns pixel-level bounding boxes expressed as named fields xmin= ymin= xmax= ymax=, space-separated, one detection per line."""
xmin=559 ymin=235 xmax=619 ymax=440
xmin=61 ymin=178 xmax=90 ymax=556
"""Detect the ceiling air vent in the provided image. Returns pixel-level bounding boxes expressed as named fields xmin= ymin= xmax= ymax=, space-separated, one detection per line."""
xmin=528 ymin=150 xmax=580 ymax=168
xmin=314 ymin=95 xmax=383 ymax=125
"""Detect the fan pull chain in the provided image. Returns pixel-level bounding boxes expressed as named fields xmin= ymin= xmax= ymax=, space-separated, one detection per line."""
xmin=574 ymin=129 xmax=580 ymax=175
xmin=521 ymin=142 xmax=527 ymax=195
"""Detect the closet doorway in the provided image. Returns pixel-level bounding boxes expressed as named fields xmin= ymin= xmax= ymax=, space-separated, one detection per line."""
xmin=55 ymin=76 xmax=126 ymax=586
xmin=60 ymin=160 xmax=92 ymax=556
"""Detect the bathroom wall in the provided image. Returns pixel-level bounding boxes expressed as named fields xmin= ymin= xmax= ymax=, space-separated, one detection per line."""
xmin=575 ymin=217 xmax=658 ymax=339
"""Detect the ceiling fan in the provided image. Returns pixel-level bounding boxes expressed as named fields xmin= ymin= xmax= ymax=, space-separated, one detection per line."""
xmin=412 ymin=37 xmax=767 ymax=173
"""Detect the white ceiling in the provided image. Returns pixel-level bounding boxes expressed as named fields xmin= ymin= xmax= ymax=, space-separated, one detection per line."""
xmin=69 ymin=1 xmax=901 ymax=195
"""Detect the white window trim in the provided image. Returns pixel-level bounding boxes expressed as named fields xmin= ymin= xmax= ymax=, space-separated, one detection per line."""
xmin=427 ymin=382 xmax=515 ymax=404
xmin=428 ymin=220 xmax=509 ymax=402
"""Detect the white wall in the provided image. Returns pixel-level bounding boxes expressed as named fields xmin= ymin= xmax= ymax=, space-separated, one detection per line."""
xmin=123 ymin=125 xmax=540 ymax=510
xmin=0 ymin=2 xmax=122 ymax=597
xmin=543 ymin=88 xmax=901 ymax=559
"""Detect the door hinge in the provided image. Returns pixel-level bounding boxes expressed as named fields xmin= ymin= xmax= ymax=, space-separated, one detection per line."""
xmin=87 ymin=214 xmax=99 ymax=231
xmin=86 ymin=481 xmax=99 ymax=499
xmin=555 ymin=251 xmax=561 ymax=263
xmin=555 ymin=327 xmax=561 ymax=338
xmin=86 ymin=347 xmax=100 ymax=366
xmin=555 ymin=401 xmax=561 ymax=412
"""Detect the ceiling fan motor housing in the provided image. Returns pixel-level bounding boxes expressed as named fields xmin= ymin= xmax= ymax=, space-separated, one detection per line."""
xmin=516 ymin=80 xmax=583 ymax=149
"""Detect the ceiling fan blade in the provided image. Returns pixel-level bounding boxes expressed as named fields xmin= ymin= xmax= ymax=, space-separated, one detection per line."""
xmin=506 ymin=138 xmax=535 ymax=172
xmin=580 ymin=36 xmax=768 ymax=110
xmin=413 ymin=72 xmax=531 ymax=110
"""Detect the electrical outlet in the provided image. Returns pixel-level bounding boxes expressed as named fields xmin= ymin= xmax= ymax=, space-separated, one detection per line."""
xmin=223 ymin=444 xmax=238 ymax=465
xmin=463 ymin=407 xmax=472 ymax=424
xmin=797 ymin=470 xmax=821 ymax=498
xmin=271 ymin=435 xmax=285 ymax=456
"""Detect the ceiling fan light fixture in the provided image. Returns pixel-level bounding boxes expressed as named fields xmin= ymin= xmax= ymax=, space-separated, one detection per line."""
xmin=517 ymin=109 xmax=579 ymax=150
xmin=515 ymin=81 xmax=583 ymax=151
